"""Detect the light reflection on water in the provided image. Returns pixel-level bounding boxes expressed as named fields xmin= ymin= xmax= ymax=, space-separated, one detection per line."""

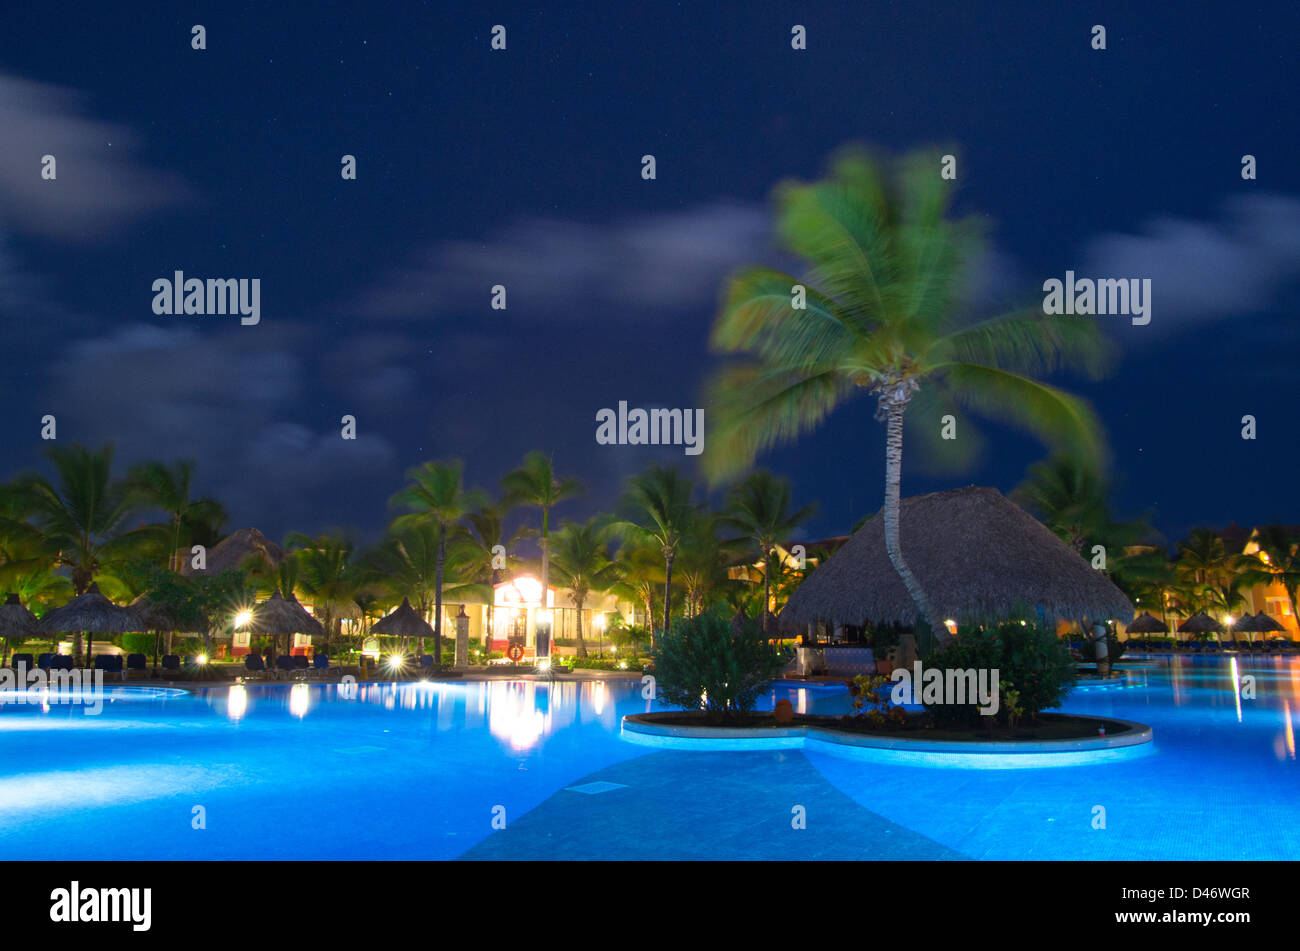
xmin=197 ymin=677 xmax=834 ymax=753
xmin=1 ymin=657 xmax=1299 ymax=859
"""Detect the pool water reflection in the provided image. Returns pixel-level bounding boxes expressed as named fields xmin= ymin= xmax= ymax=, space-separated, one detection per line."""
xmin=0 ymin=656 xmax=1296 ymax=859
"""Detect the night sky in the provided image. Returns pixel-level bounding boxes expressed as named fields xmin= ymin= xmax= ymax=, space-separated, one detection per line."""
xmin=0 ymin=1 xmax=1296 ymax=549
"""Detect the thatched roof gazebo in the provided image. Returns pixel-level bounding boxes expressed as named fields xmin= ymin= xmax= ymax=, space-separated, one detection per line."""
xmin=1126 ymin=610 xmax=1169 ymax=635
xmin=40 ymin=582 xmax=146 ymax=663
xmin=246 ymin=589 xmax=325 ymax=653
xmin=372 ymin=597 xmax=434 ymax=653
xmin=183 ymin=527 xmax=284 ymax=577
xmin=778 ymin=486 xmax=1133 ymax=635
xmin=0 ymin=593 xmax=38 ymax=665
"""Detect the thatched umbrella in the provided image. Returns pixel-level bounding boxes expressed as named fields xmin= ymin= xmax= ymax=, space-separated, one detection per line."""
xmin=372 ymin=598 xmax=434 ymax=654
xmin=0 ymin=594 xmax=38 ymax=666
xmin=131 ymin=596 xmax=189 ymax=672
xmin=1177 ymin=611 xmax=1224 ymax=643
xmin=1252 ymin=611 xmax=1286 ymax=634
xmin=246 ymin=589 xmax=325 ymax=656
xmin=1237 ymin=610 xmax=1285 ymax=645
xmin=40 ymin=582 xmax=146 ymax=664
xmin=778 ymin=486 xmax=1133 ymax=639
xmin=1126 ymin=610 xmax=1169 ymax=636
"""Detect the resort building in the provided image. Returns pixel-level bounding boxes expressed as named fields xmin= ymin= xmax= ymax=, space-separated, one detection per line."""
xmin=727 ymin=537 xmax=848 ymax=614
xmin=1234 ymin=526 xmax=1299 ymax=638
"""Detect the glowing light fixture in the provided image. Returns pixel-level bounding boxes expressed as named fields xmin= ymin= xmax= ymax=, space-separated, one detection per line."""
xmin=234 ymin=610 xmax=253 ymax=629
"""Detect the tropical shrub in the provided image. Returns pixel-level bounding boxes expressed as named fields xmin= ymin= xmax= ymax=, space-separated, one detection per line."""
xmin=652 ymin=610 xmax=786 ymax=722
xmin=608 ymin=624 xmax=651 ymax=655
xmin=848 ymin=673 xmax=896 ymax=725
xmin=120 ymin=632 xmax=157 ymax=655
xmin=570 ymin=656 xmax=643 ymax=671
xmin=923 ymin=621 xmax=1076 ymax=726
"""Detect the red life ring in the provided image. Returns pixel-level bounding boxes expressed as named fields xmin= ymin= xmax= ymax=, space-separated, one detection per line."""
xmin=506 ymin=644 xmax=525 ymax=662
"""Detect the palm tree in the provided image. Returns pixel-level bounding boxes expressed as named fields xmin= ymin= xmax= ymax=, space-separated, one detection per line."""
xmin=548 ymin=518 xmax=618 ymax=657
xmin=448 ymin=505 xmax=527 ymax=652
xmin=673 ymin=514 xmax=742 ymax=618
xmin=1238 ymin=527 xmax=1300 ymax=628
xmin=609 ymin=540 xmax=665 ymax=640
xmin=704 ymin=148 xmax=1110 ymax=644
xmin=126 ymin=460 xmax=227 ymax=572
xmin=502 ymin=452 xmax=581 ymax=655
xmin=1012 ymin=455 xmax=1118 ymax=555
xmin=0 ymin=482 xmax=69 ymax=612
xmin=617 ymin=465 xmax=697 ymax=642
xmin=363 ymin=523 xmax=442 ymax=619
xmin=390 ymin=460 xmax=486 ymax=663
xmin=287 ymin=532 xmax=359 ymax=651
xmin=720 ymin=471 xmax=815 ymax=632
xmin=1177 ymin=528 xmax=1236 ymax=591
xmin=19 ymin=445 xmax=145 ymax=595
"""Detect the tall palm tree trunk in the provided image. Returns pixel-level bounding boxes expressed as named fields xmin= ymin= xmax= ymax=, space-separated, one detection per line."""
xmin=433 ymin=528 xmax=445 ymax=664
xmin=538 ymin=525 xmax=550 ymax=658
xmin=662 ymin=550 xmax=674 ymax=640
xmin=575 ymin=595 xmax=587 ymax=657
xmin=761 ymin=546 xmax=773 ymax=635
xmin=879 ymin=390 xmax=946 ymax=646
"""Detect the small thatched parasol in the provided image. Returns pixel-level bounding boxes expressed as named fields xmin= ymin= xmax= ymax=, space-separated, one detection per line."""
xmin=1125 ymin=610 xmax=1169 ymax=635
xmin=130 ymin=596 xmax=191 ymax=670
xmin=246 ymin=589 xmax=325 ymax=654
xmin=40 ymin=582 xmax=146 ymax=663
xmin=0 ymin=593 xmax=38 ymax=666
xmin=372 ymin=598 xmax=434 ymax=653
xmin=1252 ymin=611 xmax=1286 ymax=633
xmin=778 ymin=486 xmax=1133 ymax=635
xmin=1241 ymin=610 xmax=1286 ymax=644
xmin=1177 ymin=611 xmax=1224 ymax=642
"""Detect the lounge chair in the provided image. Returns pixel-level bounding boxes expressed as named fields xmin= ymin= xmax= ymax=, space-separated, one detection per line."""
xmin=275 ymin=655 xmax=297 ymax=678
xmin=311 ymin=653 xmax=331 ymax=679
xmin=244 ymin=653 xmax=268 ymax=678
xmin=51 ymin=655 xmax=73 ymax=670
xmin=37 ymin=653 xmax=53 ymax=670
xmin=126 ymin=653 xmax=147 ymax=678
xmin=418 ymin=654 xmax=435 ymax=670
xmin=161 ymin=654 xmax=181 ymax=675
xmin=11 ymin=653 xmax=33 ymax=670
xmin=293 ymin=655 xmax=309 ymax=671
xmin=94 ymin=654 xmax=126 ymax=681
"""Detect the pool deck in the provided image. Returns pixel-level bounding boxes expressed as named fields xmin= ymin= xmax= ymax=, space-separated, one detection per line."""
xmin=460 ymin=748 xmax=966 ymax=860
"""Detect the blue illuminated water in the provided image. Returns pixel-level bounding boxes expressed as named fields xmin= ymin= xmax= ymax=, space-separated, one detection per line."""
xmin=0 ymin=655 xmax=1295 ymax=859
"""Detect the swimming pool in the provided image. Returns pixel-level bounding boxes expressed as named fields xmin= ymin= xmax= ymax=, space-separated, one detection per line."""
xmin=0 ymin=655 xmax=1295 ymax=860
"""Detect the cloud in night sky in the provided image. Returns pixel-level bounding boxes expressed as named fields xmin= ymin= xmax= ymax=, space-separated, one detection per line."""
xmin=44 ymin=324 xmax=397 ymax=535
xmin=353 ymin=199 xmax=771 ymax=321
xmin=0 ymin=73 xmax=189 ymax=239
xmin=1083 ymin=194 xmax=1300 ymax=327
